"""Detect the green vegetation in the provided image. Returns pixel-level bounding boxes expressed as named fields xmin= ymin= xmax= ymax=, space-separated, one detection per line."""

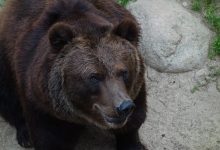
xmin=191 ymin=66 xmax=220 ymax=93
xmin=209 ymin=36 xmax=220 ymax=58
xmin=0 ymin=0 xmax=5 ymax=7
xmin=117 ymin=0 xmax=132 ymax=7
xmin=191 ymin=85 xmax=200 ymax=93
xmin=205 ymin=4 xmax=220 ymax=32
xmin=192 ymin=0 xmax=202 ymax=11
xmin=209 ymin=67 xmax=220 ymax=77
xmin=192 ymin=0 xmax=220 ymax=58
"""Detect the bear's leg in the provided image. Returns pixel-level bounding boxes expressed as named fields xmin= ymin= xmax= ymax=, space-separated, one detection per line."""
xmin=114 ymin=83 xmax=147 ymax=150
xmin=16 ymin=123 xmax=32 ymax=148
xmin=24 ymin=106 xmax=83 ymax=150
xmin=0 ymin=46 xmax=32 ymax=148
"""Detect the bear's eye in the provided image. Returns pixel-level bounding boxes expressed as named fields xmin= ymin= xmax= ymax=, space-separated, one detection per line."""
xmin=88 ymin=73 xmax=104 ymax=85
xmin=119 ymin=70 xmax=129 ymax=83
xmin=88 ymin=73 xmax=104 ymax=95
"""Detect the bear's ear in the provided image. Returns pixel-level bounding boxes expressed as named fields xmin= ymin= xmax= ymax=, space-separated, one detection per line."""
xmin=114 ymin=19 xmax=140 ymax=45
xmin=49 ymin=23 xmax=74 ymax=52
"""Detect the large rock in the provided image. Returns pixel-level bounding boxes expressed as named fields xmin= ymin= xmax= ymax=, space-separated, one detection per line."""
xmin=128 ymin=0 xmax=212 ymax=73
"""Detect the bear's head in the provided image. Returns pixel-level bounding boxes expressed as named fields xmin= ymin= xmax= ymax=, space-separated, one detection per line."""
xmin=45 ymin=15 xmax=144 ymax=129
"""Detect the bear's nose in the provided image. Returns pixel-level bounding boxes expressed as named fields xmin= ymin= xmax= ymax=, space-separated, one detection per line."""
xmin=116 ymin=100 xmax=135 ymax=116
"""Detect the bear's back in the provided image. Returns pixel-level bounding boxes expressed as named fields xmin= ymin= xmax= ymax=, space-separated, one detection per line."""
xmin=0 ymin=0 xmax=134 ymax=53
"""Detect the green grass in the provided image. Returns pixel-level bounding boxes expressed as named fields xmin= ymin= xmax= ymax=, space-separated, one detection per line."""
xmin=191 ymin=66 xmax=220 ymax=93
xmin=205 ymin=4 xmax=220 ymax=31
xmin=209 ymin=36 xmax=220 ymax=58
xmin=213 ymin=69 xmax=220 ymax=76
xmin=0 ymin=0 xmax=5 ymax=7
xmin=192 ymin=0 xmax=202 ymax=11
xmin=213 ymin=36 xmax=220 ymax=53
xmin=191 ymin=85 xmax=200 ymax=93
xmin=117 ymin=0 xmax=132 ymax=7
xmin=209 ymin=68 xmax=220 ymax=77
xmin=192 ymin=0 xmax=220 ymax=58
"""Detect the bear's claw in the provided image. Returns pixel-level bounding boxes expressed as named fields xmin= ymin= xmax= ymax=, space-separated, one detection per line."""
xmin=16 ymin=125 xmax=33 ymax=148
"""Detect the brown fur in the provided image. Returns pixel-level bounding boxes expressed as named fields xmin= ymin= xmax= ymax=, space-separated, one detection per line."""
xmin=0 ymin=0 xmax=147 ymax=149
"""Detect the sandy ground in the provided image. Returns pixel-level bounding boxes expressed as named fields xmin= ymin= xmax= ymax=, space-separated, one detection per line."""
xmin=142 ymin=60 xmax=220 ymax=150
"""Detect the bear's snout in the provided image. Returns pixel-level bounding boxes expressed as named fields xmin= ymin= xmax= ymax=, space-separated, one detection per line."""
xmin=116 ymin=100 xmax=135 ymax=117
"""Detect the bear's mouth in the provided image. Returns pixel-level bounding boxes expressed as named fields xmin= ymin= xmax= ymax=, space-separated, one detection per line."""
xmin=101 ymin=113 xmax=129 ymax=129
xmin=103 ymin=114 xmax=127 ymax=124
xmin=93 ymin=104 xmax=131 ymax=128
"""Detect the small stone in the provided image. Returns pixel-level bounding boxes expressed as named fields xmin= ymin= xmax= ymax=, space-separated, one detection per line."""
xmin=182 ymin=2 xmax=188 ymax=7
xmin=194 ymin=68 xmax=209 ymax=85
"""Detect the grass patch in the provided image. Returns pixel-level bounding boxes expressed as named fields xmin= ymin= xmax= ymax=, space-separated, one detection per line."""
xmin=209 ymin=68 xmax=220 ymax=77
xmin=192 ymin=0 xmax=202 ymax=11
xmin=205 ymin=4 xmax=220 ymax=31
xmin=191 ymin=66 xmax=220 ymax=93
xmin=212 ymin=35 xmax=220 ymax=54
xmin=209 ymin=35 xmax=220 ymax=58
xmin=191 ymin=85 xmax=200 ymax=93
xmin=192 ymin=0 xmax=220 ymax=58
xmin=0 ymin=0 xmax=5 ymax=7
xmin=117 ymin=0 xmax=132 ymax=7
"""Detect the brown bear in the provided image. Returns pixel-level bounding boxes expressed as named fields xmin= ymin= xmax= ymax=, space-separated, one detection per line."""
xmin=0 ymin=0 xmax=147 ymax=149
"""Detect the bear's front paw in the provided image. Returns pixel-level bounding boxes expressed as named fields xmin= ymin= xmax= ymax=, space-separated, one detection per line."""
xmin=138 ymin=143 xmax=148 ymax=150
xmin=16 ymin=125 xmax=33 ymax=148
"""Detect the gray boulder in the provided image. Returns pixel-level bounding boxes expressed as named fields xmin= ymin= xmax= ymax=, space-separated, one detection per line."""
xmin=128 ymin=0 xmax=212 ymax=73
